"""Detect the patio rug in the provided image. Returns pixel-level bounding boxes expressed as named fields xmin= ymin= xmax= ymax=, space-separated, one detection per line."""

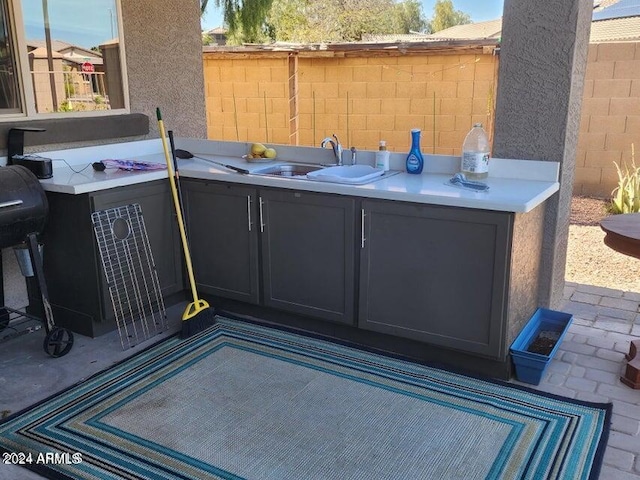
xmin=0 ymin=316 xmax=611 ymax=480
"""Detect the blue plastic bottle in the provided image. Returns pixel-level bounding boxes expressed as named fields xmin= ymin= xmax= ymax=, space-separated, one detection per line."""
xmin=406 ymin=128 xmax=424 ymax=174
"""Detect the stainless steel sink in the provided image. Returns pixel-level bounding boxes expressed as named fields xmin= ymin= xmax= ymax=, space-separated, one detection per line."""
xmin=252 ymin=163 xmax=325 ymax=177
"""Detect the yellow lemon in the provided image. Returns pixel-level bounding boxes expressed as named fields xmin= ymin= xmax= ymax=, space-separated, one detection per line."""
xmin=250 ymin=143 xmax=267 ymax=156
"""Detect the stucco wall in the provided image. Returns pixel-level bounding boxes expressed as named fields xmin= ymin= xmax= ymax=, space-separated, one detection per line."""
xmin=122 ymin=0 xmax=206 ymax=139
xmin=493 ymin=0 xmax=592 ymax=310
xmin=203 ymin=49 xmax=498 ymax=154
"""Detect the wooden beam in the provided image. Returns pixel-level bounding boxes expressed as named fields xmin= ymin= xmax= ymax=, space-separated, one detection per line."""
xmin=288 ymin=54 xmax=299 ymax=146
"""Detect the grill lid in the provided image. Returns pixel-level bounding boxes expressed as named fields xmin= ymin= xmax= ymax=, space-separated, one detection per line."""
xmin=0 ymin=165 xmax=48 ymax=249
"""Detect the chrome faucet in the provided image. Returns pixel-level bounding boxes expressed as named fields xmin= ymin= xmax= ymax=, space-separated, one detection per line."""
xmin=320 ymin=134 xmax=343 ymax=166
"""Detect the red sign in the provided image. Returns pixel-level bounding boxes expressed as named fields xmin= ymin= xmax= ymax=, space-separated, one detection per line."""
xmin=81 ymin=61 xmax=94 ymax=73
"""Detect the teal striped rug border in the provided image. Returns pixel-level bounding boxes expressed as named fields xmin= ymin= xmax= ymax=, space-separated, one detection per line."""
xmin=0 ymin=316 xmax=611 ymax=480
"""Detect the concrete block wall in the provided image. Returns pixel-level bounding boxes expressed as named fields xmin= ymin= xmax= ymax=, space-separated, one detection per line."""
xmin=203 ymin=54 xmax=291 ymax=145
xmin=203 ymin=50 xmax=498 ymax=155
xmin=203 ymin=42 xmax=638 ymax=198
xmin=576 ymin=42 xmax=640 ymax=197
xmin=297 ymin=54 xmax=497 ymax=154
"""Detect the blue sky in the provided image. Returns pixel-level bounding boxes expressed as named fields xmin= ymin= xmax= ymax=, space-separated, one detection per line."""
xmin=23 ymin=0 xmax=117 ymax=49
xmin=201 ymin=0 xmax=505 ymax=30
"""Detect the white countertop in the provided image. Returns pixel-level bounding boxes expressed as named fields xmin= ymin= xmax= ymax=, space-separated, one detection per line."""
xmin=33 ymin=139 xmax=560 ymax=213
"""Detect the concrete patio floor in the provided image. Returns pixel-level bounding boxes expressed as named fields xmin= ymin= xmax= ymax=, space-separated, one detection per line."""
xmin=1 ymin=281 xmax=640 ymax=479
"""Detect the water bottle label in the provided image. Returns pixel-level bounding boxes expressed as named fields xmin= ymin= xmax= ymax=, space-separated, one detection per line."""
xmin=407 ymin=154 xmax=420 ymax=171
xmin=462 ymin=152 xmax=489 ymax=173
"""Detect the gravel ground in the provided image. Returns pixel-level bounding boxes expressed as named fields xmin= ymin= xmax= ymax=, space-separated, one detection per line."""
xmin=566 ymin=196 xmax=640 ymax=293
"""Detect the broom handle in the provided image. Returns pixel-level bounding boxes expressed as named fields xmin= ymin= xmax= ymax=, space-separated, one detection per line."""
xmin=156 ymin=108 xmax=200 ymax=303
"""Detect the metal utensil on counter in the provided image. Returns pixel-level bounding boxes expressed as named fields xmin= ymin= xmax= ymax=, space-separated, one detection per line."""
xmin=174 ymin=149 xmax=249 ymax=174
xmin=449 ymin=173 xmax=490 ymax=191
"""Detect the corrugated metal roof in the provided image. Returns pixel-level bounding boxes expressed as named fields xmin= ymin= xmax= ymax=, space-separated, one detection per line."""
xmin=361 ymin=33 xmax=432 ymax=42
xmin=361 ymin=19 xmax=501 ymax=43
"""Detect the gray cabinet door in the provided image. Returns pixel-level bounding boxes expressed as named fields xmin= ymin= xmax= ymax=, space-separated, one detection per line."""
xmin=260 ymin=189 xmax=356 ymax=324
xmin=182 ymin=180 xmax=259 ymax=304
xmin=40 ymin=180 xmax=182 ymax=337
xmin=359 ymin=199 xmax=512 ymax=358
xmin=92 ymin=181 xmax=183 ymax=296
xmin=91 ymin=180 xmax=184 ymax=321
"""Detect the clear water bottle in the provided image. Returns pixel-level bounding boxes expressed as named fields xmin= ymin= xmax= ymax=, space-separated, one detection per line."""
xmin=461 ymin=123 xmax=490 ymax=180
xmin=406 ymin=129 xmax=424 ymax=174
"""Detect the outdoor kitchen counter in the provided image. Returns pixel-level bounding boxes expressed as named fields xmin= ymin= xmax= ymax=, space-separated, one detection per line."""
xmin=24 ymin=138 xmax=559 ymax=377
xmin=37 ymin=139 xmax=559 ymax=213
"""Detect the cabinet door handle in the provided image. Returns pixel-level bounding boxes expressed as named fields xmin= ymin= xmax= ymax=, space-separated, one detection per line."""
xmin=259 ymin=197 xmax=265 ymax=232
xmin=361 ymin=209 xmax=366 ymax=248
xmin=247 ymin=195 xmax=253 ymax=231
xmin=0 ymin=199 xmax=23 ymax=209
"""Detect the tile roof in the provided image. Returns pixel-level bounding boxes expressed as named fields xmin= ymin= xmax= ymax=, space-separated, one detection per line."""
xmin=427 ymin=18 xmax=503 ymax=40
xmin=204 ymin=27 xmax=228 ymax=35
xmin=591 ymin=15 xmax=640 ymax=41
xmin=409 ymin=15 xmax=640 ymax=43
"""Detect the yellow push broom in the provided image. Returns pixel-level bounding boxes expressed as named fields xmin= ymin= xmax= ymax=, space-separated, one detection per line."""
xmin=156 ymin=108 xmax=215 ymax=338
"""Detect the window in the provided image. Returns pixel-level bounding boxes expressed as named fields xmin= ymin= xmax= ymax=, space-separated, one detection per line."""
xmin=0 ymin=0 xmax=127 ymax=119
xmin=0 ymin=1 xmax=20 ymax=113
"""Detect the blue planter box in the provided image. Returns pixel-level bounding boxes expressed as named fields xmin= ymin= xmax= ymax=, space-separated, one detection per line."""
xmin=510 ymin=308 xmax=573 ymax=385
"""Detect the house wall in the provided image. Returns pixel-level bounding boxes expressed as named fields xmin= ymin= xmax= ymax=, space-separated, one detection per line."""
xmin=121 ymin=0 xmax=206 ymax=139
xmin=29 ymin=56 xmax=65 ymax=114
xmin=101 ymin=43 xmax=125 ymax=110
xmin=203 ymin=50 xmax=499 ymax=154
xmin=576 ymin=41 xmax=640 ymax=197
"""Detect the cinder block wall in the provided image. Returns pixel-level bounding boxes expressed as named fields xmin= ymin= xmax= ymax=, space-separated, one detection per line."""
xmin=203 ymin=54 xmax=291 ymax=144
xmin=576 ymin=42 xmax=640 ymax=197
xmin=297 ymin=54 xmax=497 ymax=154
xmin=203 ymin=49 xmax=498 ymax=155
xmin=204 ymin=42 xmax=638 ymax=198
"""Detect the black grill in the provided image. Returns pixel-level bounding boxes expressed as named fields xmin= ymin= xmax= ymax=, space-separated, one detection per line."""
xmin=0 ymin=165 xmax=73 ymax=357
xmin=0 ymin=165 xmax=48 ymax=248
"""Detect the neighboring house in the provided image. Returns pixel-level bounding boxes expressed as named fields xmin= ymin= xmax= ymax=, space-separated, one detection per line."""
xmin=27 ymin=40 xmax=104 ymax=68
xmin=204 ymin=26 xmax=228 ymax=45
xmin=26 ymin=39 xmax=111 ymax=113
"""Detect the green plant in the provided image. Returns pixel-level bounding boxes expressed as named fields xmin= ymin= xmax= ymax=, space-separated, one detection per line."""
xmin=58 ymin=100 xmax=73 ymax=112
xmin=609 ymin=144 xmax=640 ymax=214
xmin=63 ymin=67 xmax=75 ymax=97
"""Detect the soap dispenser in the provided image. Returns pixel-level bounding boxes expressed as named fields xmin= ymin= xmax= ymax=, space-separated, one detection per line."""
xmin=375 ymin=140 xmax=390 ymax=171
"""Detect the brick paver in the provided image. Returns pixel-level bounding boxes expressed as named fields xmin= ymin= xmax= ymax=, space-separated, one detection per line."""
xmin=521 ymin=281 xmax=640 ymax=479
